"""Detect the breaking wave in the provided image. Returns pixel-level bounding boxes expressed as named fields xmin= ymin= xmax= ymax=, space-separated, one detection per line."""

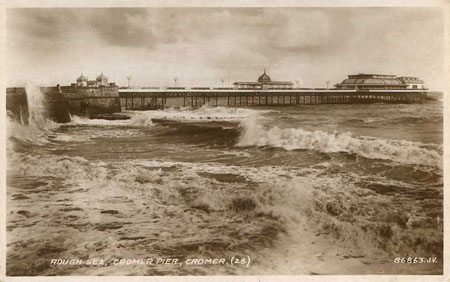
xmin=69 ymin=106 xmax=268 ymax=127
xmin=7 ymin=84 xmax=60 ymax=149
xmin=237 ymin=117 xmax=442 ymax=167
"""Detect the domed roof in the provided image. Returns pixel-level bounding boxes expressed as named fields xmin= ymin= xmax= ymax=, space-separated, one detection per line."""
xmin=257 ymin=70 xmax=271 ymax=83
xmin=77 ymin=73 xmax=87 ymax=82
xmin=96 ymin=72 xmax=108 ymax=81
xmin=340 ymin=78 xmax=402 ymax=85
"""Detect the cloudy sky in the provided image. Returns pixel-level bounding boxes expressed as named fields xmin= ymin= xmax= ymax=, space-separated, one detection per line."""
xmin=6 ymin=7 xmax=446 ymax=90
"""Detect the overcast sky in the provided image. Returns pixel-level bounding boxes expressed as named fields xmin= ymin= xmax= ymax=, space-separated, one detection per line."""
xmin=6 ymin=7 xmax=446 ymax=90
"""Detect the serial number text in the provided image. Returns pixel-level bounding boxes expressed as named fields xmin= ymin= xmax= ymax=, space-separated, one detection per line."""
xmin=393 ymin=257 xmax=438 ymax=264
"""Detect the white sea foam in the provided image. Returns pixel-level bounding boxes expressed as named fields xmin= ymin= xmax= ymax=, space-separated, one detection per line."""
xmin=236 ymin=117 xmax=442 ymax=167
xmin=26 ymin=83 xmax=47 ymax=127
xmin=7 ymin=83 xmax=60 ymax=147
xmin=69 ymin=106 xmax=268 ymax=127
xmin=69 ymin=114 xmax=129 ymax=126
xmin=128 ymin=105 xmax=269 ymax=122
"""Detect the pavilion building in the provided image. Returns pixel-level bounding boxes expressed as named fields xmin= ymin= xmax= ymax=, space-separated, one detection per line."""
xmin=75 ymin=73 xmax=114 ymax=88
xmin=335 ymin=74 xmax=426 ymax=90
xmin=233 ymin=70 xmax=293 ymax=90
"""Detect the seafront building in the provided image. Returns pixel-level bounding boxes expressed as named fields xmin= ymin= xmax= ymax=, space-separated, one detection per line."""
xmin=50 ymin=72 xmax=121 ymax=117
xmin=75 ymin=73 xmax=115 ymax=88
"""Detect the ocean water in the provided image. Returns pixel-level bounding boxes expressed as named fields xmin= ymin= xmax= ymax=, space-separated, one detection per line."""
xmin=6 ymin=90 xmax=443 ymax=275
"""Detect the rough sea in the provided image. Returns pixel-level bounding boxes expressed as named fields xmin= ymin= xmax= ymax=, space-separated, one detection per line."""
xmin=6 ymin=88 xmax=443 ymax=275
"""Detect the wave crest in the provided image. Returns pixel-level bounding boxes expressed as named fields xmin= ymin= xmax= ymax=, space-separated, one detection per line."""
xmin=236 ymin=117 xmax=442 ymax=167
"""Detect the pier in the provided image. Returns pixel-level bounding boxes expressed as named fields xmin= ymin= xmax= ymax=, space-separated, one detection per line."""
xmin=117 ymin=89 xmax=427 ymax=110
xmin=114 ymin=73 xmax=428 ymax=110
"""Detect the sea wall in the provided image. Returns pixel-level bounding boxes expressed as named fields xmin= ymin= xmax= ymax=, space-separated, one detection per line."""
xmin=60 ymin=85 xmax=121 ymax=116
xmin=6 ymin=87 xmax=29 ymax=125
xmin=7 ymin=87 xmax=72 ymax=124
xmin=6 ymin=85 xmax=121 ymax=124
xmin=40 ymin=87 xmax=72 ymax=123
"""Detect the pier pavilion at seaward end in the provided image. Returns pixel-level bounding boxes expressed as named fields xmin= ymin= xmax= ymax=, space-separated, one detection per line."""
xmin=335 ymin=74 xmax=426 ymax=90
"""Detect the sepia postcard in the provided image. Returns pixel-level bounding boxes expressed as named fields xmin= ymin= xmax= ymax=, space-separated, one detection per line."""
xmin=0 ymin=1 xmax=449 ymax=282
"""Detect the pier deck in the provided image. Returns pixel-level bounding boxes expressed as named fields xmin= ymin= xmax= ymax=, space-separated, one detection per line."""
xmin=114 ymin=89 xmax=427 ymax=110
